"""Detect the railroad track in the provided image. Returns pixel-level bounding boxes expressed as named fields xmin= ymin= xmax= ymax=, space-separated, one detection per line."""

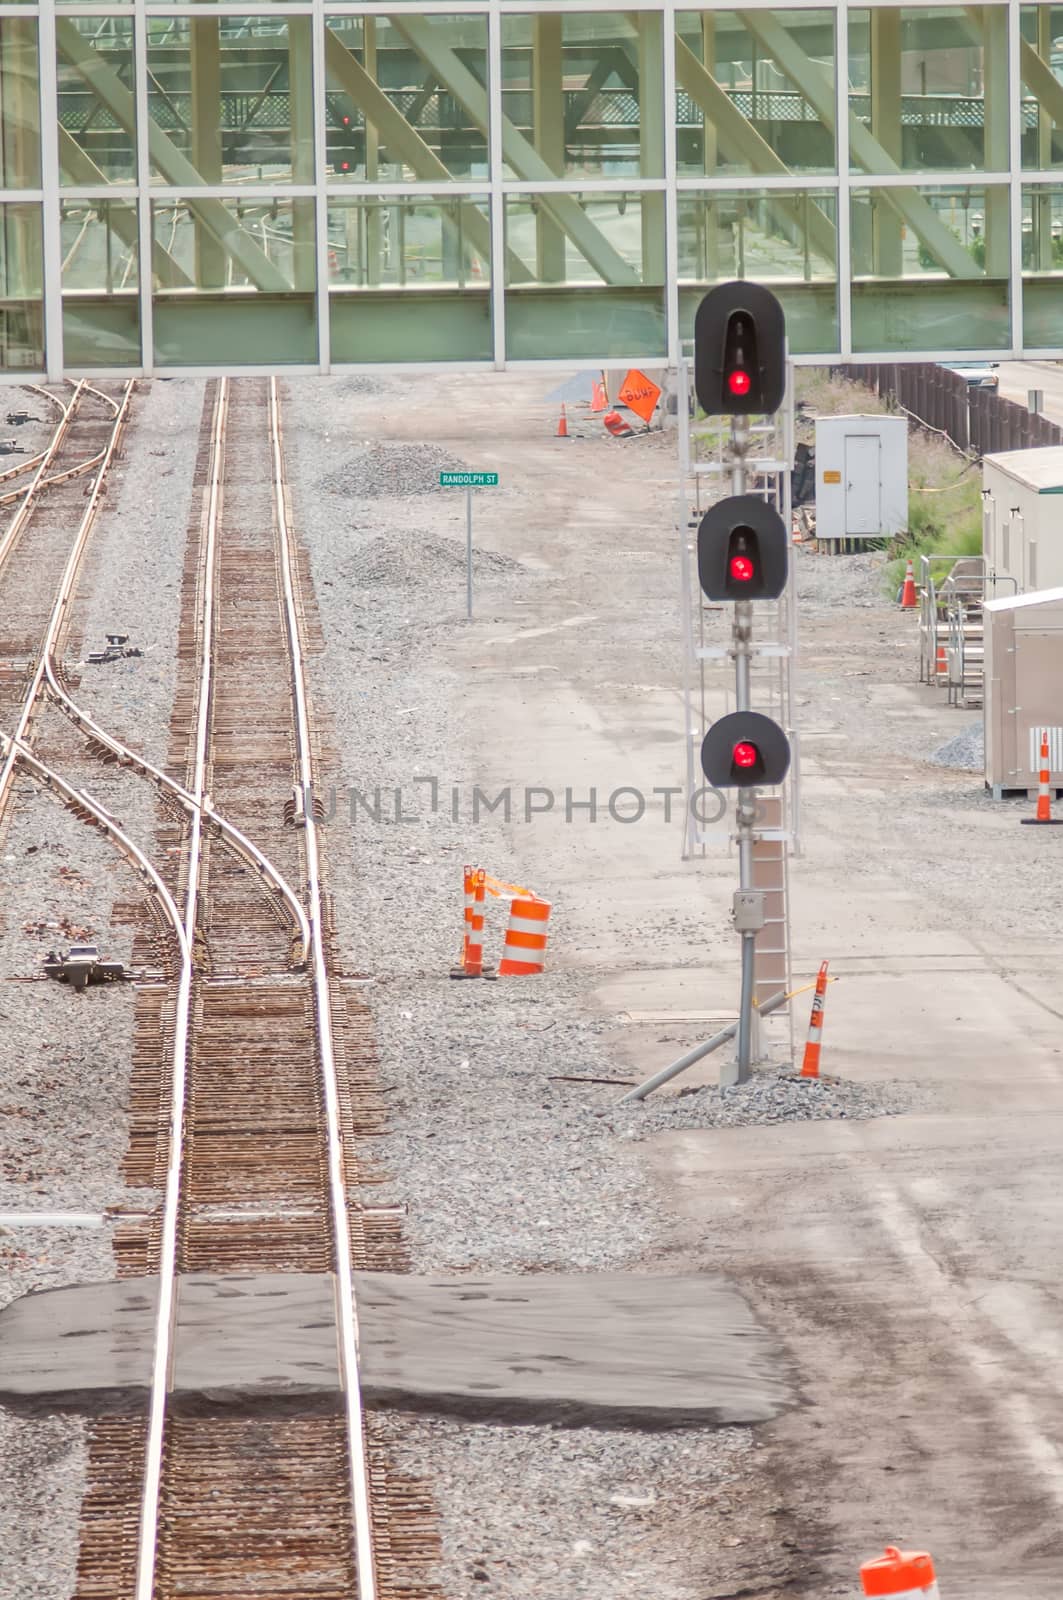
xmin=48 ymin=378 xmax=440 ymax=1600
xmin=0 ymin=380 xmax=133 ymax=835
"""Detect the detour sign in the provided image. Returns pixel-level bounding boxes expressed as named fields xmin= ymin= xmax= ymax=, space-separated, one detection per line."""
xmin=617 ymin=368 xmax=662 ymax=425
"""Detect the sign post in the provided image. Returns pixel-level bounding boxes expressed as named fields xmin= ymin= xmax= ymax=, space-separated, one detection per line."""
xmin=439 ymin=470 xmax=499 ymax=620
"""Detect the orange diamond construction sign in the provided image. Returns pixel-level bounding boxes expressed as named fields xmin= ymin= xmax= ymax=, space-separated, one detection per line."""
xmin=617 ymin=369 xmax=662 ymax=426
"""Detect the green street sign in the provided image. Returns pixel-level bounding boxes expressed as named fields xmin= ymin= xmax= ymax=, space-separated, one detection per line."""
xmin=439 ymin=471 xmax=499 ymax=487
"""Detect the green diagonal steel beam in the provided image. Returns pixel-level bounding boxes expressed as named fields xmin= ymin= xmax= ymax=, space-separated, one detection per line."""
xmin=57 ymin=126 xmax=191 ymax=289
xmin=323 ymin=27 xmax=531 ymax=284
xmin=737 ymin=9 xmax=980 ymax=280
xmin=674 ymin=35 xmax=837 ymax=264
xmin=56 ymin=17 xmax=291 ymax=291
xmin=390 ymin=16 xmax=640 ymax=285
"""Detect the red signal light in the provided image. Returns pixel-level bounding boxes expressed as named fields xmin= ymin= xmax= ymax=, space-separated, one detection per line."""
xmin=729 ymin=553 xmax=754 ymax=583
xmin=727 ymin=368 xmax=752 ymax=397
xmin=341 ymin=114 xmax=351 ymax=127
xmin=340 ymin=160 xmax=350 ymax=171
xmin=733 ymin=741 xmax=758 ymax=770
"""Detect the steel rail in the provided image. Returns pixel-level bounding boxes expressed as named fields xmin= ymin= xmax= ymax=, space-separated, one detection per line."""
xmin=131 ymin=377 xmax=230 ymax=1600
xmin=0 ymin=382 xmax=86 ymax=573
xmin=0 ymin=375 xmax=306 ymax=963
xmin=47 ymin=685 xmax=311 ymax=967
xmin=268 ymin=375 xmax=379 ymax=1599
xmin=0 ymin=382 xmax=134 ymax=819
xmin=0 ymin=730 xmax=190 ymax=969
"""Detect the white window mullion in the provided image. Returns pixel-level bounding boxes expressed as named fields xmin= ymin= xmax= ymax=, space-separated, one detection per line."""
xmin=1008 ymin=0 xmax=1024 ymax=357
xmin=487 ymin=2 xmax=506 ymax=370
xmin=663 ymin=0 xmax=679 ymax=367
xmin=313 ymin=0 xmax=330 ymax=373
xmin=132 ymin=0 xmax=154 ymax=375
xmin=37 ymin=1 xmax=63 ymax=379
xmin=836 ymin=0 xmax=852 ymax=360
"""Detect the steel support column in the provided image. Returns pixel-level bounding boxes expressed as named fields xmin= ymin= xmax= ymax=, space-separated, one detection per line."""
xmin=869 ymin=8 xmax=902 ymax=277
xmin=532 ymin=14 xmax=565 ymax=282
xmin=190 ymin=19 xmax=225 ymax=289
xmin=638 ymin=11 xmax=666 ymax=288
xmin=981 ymin=5 xmax=1011 ymax=280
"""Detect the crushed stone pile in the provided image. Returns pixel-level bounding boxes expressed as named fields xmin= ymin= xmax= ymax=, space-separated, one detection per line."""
xmin=319 ymin=443 xmax=467 ymax=500
xmin=931 ymin=721 xmax=984 ymax=771
xmin=612 ymin=1068 xmax=922 ymax=1136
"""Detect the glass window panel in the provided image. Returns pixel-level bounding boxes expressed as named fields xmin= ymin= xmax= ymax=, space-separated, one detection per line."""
xmin=324 ymin=15 xmax=488 ymax=183
xmin=851 ymin=184 xmax=1010 ymax=350
xmin=502 ymin=12 xmax=664 ymax=179
xmin=328 ymin=194 xmax=491 ymax=361
xmin=151 ymin=196 xmax=317 ymax=366
xmin=677 ymin=188 xmax=838 ymax=353
xmin=57 ymin=17 xmax=136 ymax=187
xmin=61 ymin=199 xmax=140 ymax=366
xmin=675 ymin=10 xmax=836 ymax=178
xmin=1020 ymin=6 xmax=1063 ymax=169
xmin=0 ymin=19 xmax=40 ymax=188
xmin=504 ymin=190 xmax=665 ymax=359
xmin=145 ymin=16 xmax=313 ymax=186
xmin=0 ymin=201 xmax=43 ymax=370
xmin=848 ymin=7 xmax=1009 ymax=175
xmin=1022 ymin=184 xmax=1063 ymax=342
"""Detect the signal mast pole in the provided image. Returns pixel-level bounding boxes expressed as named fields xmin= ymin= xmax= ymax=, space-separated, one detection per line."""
xmin=730 ymin=416 xmax=759 ymax=1082
xmin=692 ymin=283 xmax=791 ymax=1088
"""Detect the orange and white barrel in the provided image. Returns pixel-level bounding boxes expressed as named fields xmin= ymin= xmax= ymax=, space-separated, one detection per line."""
xmin=860 ymin=1545 xmax=939 ymax=1600
xmin=497 ymin=894 xmax=551 ymax=976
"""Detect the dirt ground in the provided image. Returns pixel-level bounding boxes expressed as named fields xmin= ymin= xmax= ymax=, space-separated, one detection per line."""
xmin=309 ymin=371 xmax=1063 ymax=1599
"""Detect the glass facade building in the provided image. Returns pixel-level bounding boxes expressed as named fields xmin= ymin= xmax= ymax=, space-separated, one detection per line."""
xmin=0 ymin=1 xmax=1060 ymax=373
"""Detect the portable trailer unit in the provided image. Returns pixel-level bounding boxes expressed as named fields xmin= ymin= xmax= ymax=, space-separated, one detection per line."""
xmin=814 ymin=414 xmax=908 ymax=550
xmin=983 ymin=586 xmax=1063 ymax=798
xmin=981 ymin=446 xmax=1063 ymax=597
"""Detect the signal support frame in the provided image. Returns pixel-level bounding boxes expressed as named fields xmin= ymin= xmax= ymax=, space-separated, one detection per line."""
xmin=675 ymin=342 xmax=800 ymax=1065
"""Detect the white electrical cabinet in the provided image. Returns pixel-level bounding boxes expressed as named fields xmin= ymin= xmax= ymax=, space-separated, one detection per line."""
xmin=981 ymin=446 xmax=1063 ymax=596
xmin=814 ymin=414 xmax=908 ymax=547
xmin=984 ymin=587 xmax=1063 ymax=796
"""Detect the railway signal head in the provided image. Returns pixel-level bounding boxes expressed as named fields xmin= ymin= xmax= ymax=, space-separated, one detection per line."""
xmin=701 ymin=711 xmax=791 ymax=789
xmin=694 ymin=281 xmax=787 ymax=417
xmin=698 ymin=494 xmax=788 ymax=601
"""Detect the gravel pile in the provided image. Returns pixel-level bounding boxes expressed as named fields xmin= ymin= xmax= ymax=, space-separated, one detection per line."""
xmin=792 ymin=545 xmax=888 ymax=609
xmin=318 ymin=443 xmax=467 ymax=500
xmin=931 ymin=720 xmax=984 ymax=771
xmin=349 ymin=530 xmax=526 ymax=590
xmin=610 ymin=1066 xmax=923 ymax=1137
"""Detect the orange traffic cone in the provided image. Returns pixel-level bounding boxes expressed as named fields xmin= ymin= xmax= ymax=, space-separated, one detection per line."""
xmin=590 ymin=374 xmax=608 ymax=412
xmin=556 ymin=405 xmax=570 ymax=438
xmin=860 ymin=1544 xmax=939 ymax=1599
xmin=934 ymin=642 xmax=947 ymax=680
xmin=450 ymin=866 xmax=490 ymax=977
xmin=900 ymin=558 xmax=917 ymax=609
xmin=799 ymin=961 xmax=829 ymax=1078
xmin=1021 ymin=730 xmax=1063 ymax=825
